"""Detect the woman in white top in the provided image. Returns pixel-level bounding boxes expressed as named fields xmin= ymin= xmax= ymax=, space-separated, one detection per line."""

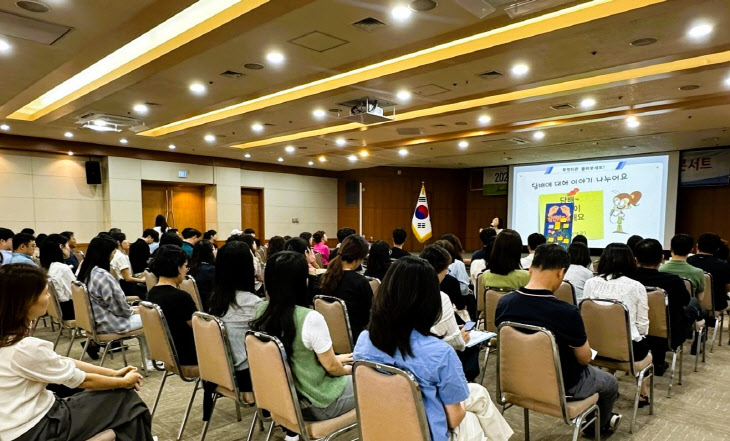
xmin=110 ymin=232 xmax=146 ymax=299
xmin=564 ymin=242 xmax=595 ymax=301
xmin=0 ymin=264 xmax=153 ymax=441
xmin=39 ymin=234 xmax=76 ymax=319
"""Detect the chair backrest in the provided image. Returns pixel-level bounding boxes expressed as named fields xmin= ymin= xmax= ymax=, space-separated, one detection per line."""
xmin=368 ymin=278 xmax=381 ymax=297
xmin=554 ymin=281 xmax=576 ymax=306
xmin=485 ymin=287 xmax=510 ymax=333
xmin=191 ymin=313 xmax=237 ymax=391
xmin=71 ymin=281 xmax=97 ymax=338
xmin=245 ymin=331 xmax=307 ymax=436
xmin=579 ymin=299 xmax=636 ymax=373
xmin=46 ymin=278 xmax=64 ymax=324
xmin=497 ymin=322 xmax=570 ymax=422
xmin=179 ymin=275 xmax=203 ymax=311
xmin=681 ymin=277 xmax=694 ymax=298
xmin=646 ymin=288 xmax=670 ymax=343
xmin=139 ymin=301 xmax=189 ymax=376
xmin=476 ymin=271 xmax=487 ymax=315
xmin=313 ymin=295 xmax=353 ymax=354
xmin=143 ymin=269 xmax=157 ymax=292
xmin=314 ymin=252 xmax=324 ymax=268
xmin=353 ymin=361 xmax=431 ymax=441
xmin=700 ymin=272 xmax=714 ymax=312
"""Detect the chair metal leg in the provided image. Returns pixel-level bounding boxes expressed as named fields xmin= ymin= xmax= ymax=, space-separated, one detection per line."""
xmin=264 ymin=421 xmax=275 ymax=441
xmin=235 ymin=401 xmax=242 ymax=422
xmin=649 ymin=366 xmax=655 ymax=416
xmin=177 ymin=378 xmax=200 ymax=441
xmin=710 ymin=318 xmax=719 ymax=353
xmin=52 ymin=326 xmax=63 ymax=351
xmin=66 ymin=328 xmax=78 ymax=357
xmin=694 ymin=328 xmax=702 ymax=372
xmin=571 ymin=414 xmax=584 ymax=441
xmin=137 ymin=337 xmax=149 ymax=377
xmin=99 ymin=343 xmax=111 ymax=367
xmin=120 ymin=340 xmax=128 ymax=366
xmin=702 ymin=327 xmax=707 ymax=363
xmin=199 ymin=394 xmax=218 ymax=441
xmin=630 ymin=371 xmax=645 ymax=434
xmin=523 ymin=408 xmax=530 ymax=441
xmin=678 ymin=343 xmax=683 ymax=385
xmin=151 ymin=372 xmax=169 ymax=419
xmin=719 ymin=313 xmax=724 ymax=347
xmin=80 ymin=337 xmax=90 ymax=362
xmin=479 ymin=346 xmax=491 ymax=385
xmin=245 ymin=410 xmax=258 ymax=441
xmin=668 ymin=350 xmax=677 ymax=397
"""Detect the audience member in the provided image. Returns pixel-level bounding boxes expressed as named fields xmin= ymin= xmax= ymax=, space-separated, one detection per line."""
xmin=627 ymin=235 xmax=644 ymax=253
xmin=364 ymin=240 xmax=390 ymax=281
xmin=20 ymin=228 xmax=35 ymax=235
xmin=495 ymin=244 xmax=622 ymax=435
xmin=203 ymin=229 xmax=218 ymax=243
xmin=482 ymin=229 xmax=529 ymax=290
xmin=9 ymin=233 xmax=37 ymax=266
xmin=471 ymin=228 xmax=496 ymax=261
xmin=208 ymin=242 xmax=262 ymax=402
xmin=564 ymin=242 xmax=594 ymax=300
xmin=266 ymin=236 xmax=286 ymax=262
xmin=243 ymin=228 xmax=256 ymax=238
xmin=153 ymin=214 xmax=168 ymax=235
xmin=572 ymin=234 xmax=588 ymax=246
xmin=687 ymin=233 xmax=730 ymax=312
xmin=355 ymin=256 xmax=513 ymax=441
xmin=660 ymin=234 xmax=706 ymax=297
xmin=390 ymin=227 xmax=409 ymax=259
xmin=152 ymin=231 xmax=183 ymax=259
xmin=715 ymin=239 xmax=729 ymax=261
xmin=0 ymin=264 xmax=153 ymax=441
xmin=129 ymin=229 xmax=158 ymax=275
xmin=0 ymin=228 xmax=13 ymax=265
xmin=110 ymin=232 xmax=146 ymax=299
xmin=469 ymin=236 xmax=495 ymax=287
xmin=491 ymin=217 xmax=505 ymax=234
xmin=189 ymin=240 xmax=216 ymax=310
xmin=285 ymin=237 xmax=318 ymax=272
xmin=435 ymin=239 xmax=469 ymax=297
xmin=312 ymin=231 xmax=330 ymax=266
xmin=299 ymin=231 xmax=313 ymax=246
xmin=329 ymin=227 xmax=356 ymax=261
xmin=35 ymin=234 xmax=48 ymax=253
xmin=240 ymin=234 xmax=264 ymax=292
xmin=521 ymin=232 xmax=546 ymax=269
xmin=59 ymin=231 xmax=81 ymax=272
xmin=181 ymin=228 xmax=202 ymax=256
xmin=40 ymin=234 xmax=76 ymax=319
xmin=321 ymin=235 xmax=372 ymax=341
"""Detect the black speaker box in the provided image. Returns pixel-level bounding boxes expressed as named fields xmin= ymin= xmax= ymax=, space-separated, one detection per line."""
xmin=85 ymin=161 xmax=102 ymax=185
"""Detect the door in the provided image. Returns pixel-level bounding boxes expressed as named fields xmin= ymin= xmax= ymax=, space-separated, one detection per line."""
xmin=142 ymin=183 xmax=206 ymax=232
xmin=241 ymin=188 xmax=264 ymax=237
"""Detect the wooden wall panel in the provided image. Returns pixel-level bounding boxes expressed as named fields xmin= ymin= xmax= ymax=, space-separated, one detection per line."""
xmin=465 ymin=191 xmax=508 ymax=251
xmin=676 ymin=185 xmax=730 ymax=241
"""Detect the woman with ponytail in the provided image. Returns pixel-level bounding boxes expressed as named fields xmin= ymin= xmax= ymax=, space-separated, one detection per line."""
xmin=320 ymin=235 xmax=371 ymax=340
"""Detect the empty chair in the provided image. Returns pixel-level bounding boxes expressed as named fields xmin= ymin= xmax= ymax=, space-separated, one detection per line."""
xmin=646 ymin=287 xmax=682 ymax=397
xmin=179 ymin=275 xmax=203 ymax=311
xmin=497 ymin=322 xmax=600 ymax=441
xmin=143 ymin=269 xmax=157 ymax=292
xmin=554 ymin=281 xmax=577 ymax=306
xmin=579 ymin=299 xmax=654 ymax=433
xmin=46 ymin=279 xmax=79 ymax=356
xmin=245 ymin=331 xmax=357 ymax=441
xmin=313 ymin=295 xmax=354 ymax=354
xmin=138 ymin=302 xmax=200 ymax=441
xmin=352 ymin=361 xmax=430 ymax=441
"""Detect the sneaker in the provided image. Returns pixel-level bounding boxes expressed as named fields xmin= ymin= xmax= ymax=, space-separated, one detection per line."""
xmin=607 ymin=413 xmax=622 ymax=433
xmin=145 ymin=360 xmax=156 ymax=372
xmin=284 ymin=435 xmax=300 ymax=441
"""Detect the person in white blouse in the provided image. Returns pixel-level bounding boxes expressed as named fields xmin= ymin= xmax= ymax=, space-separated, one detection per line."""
xmin=583 ymin=243 xmax=651 ymax=406
xmin=0 ymin=264 xmax=154 ymax=441
xmin=39 ymin=234 xmax=77 ymax=319
xmin=564 ymin=242 xmax=595 ymax=301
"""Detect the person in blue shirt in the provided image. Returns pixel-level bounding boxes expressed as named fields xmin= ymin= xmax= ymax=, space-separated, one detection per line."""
xmin=59 ymin=231 xmax=81 ymax=272
xmin=181 ymin=228 xmax=202 ymax=256
xmin=0 ymin=228 xmax=14 ymax=265
xmin=9 ymin=233 xmax=37 ymax=266
xmin=354 ymin=256 xmax=513 ymax=441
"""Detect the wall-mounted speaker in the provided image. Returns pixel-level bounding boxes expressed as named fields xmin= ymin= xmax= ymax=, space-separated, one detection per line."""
xmin=85 ymin=161 xmax=102 ymax=185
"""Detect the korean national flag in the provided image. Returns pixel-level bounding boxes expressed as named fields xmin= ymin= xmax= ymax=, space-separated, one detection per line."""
xmin=411 ymin=184 xmax=432 ymax=243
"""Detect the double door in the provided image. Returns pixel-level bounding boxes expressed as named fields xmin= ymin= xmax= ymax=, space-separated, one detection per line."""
xmin=142 ymin=183 xmax=205 ymax=232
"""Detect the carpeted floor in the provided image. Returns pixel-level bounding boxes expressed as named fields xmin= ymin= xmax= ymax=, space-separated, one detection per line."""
xmin=34 ymin=316 xmax=730 ymax=441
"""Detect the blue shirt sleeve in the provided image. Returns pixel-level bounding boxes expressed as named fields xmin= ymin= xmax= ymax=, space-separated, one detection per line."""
xmin=436 ymin=347 xmax=470 ymax=405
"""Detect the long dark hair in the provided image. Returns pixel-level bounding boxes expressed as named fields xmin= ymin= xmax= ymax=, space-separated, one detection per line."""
xmin=189 ymin=240 xmax=215 ymax=276
xmin=208 ymin=242 xmax=255 ymax=317
xmin=321 ymin=235 xmax=368 ymax=296
xmin=77 ymin=236 xmax=118 ymax=283
xmin=568 ymin=242 xmax=591 ymax=267
xmin=266 ymin=236 xmax=286 ymax=262
xmin=250 ymin=251 xmax=308 ymax=359
xmin=597 ymin=243 xmax=636 ymax=279
xmin=439 ymin=234 xmax=464 ymax=260
xmin=487 ymin=229 xmax=523 ymax=275
xmin=39 ymin=233 xmax=69 ymax=270
xmin=368 ymin=256 xmax=442 ymax=357
xmin=0 ymin=265 xmax=48 ymax=348
xmin=364 ymin=240 xmax=390 ymax=280
xmin=155 ymin=214 xmax=168 ymax=233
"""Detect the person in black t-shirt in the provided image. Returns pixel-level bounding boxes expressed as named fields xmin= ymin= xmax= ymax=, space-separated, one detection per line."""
xmin=471 ymin=228 xmax=496 ymax=262
xmin=147 ymin=245 xmax=198 ymax=366
xmin=496 ymin=244 xmax=621 ymax=436
xmin=389 ymin=228 xmax=410 ymax=259
xmin=687 ymin=233 xmax=730 ymax=314
xmin=129 ymin=229 xmax=159 ymax=275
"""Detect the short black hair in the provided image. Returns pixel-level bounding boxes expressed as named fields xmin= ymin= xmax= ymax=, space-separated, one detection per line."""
xmin=110 ymin=231 xmax=126 ymax=246
xmin=627 ymin=235 xmax=644 ymax=252
xmin=203 ymin=230 xmax=217 ymax=240
xmin=567 ymin=242 xmax=591 ymax=267
xmin=108 ymin=228 xmax=122 ymax=235
xmin=697 ymin=232 xmax=721 ymax=254
xmin=60 ymin=231 xmax=74 ymax=240
xmin=634 ymin=238 xmax=663 ymax=267
xmin=532 ymin=244 xmax=571 ymax=271
xmin=143 ymin=229 xmax=159 ymax=242
xmin=479 ymin=228 xmax=496 ymax=246
xmin=299 ymin=232 xmax=312 ymax=243
xmin=159 ymin=231 xmax=183 ymax=247
xmin=527 ymin=232 xmax=547 ymax=251
xmin=20 ymin=228 xmax=34 ymax=235
xmin=12 ymin=233 xmax=35 ymax=251
xmin=597 ymin=243 xmax=636 ymax=279
xmin=336 ymin=227 xmax=356 ymax=243
xmin=243 ymin=228 xmax=256 ymax=235
xmin=0 ymin=228 xmax=14 ymax=241
xmin=284 ymin=237 xmax=309 ymax=255
xmin=392 ymin=228 xmax=407 ymax=245
xmin=312 ymin=232 xmax=323 ymax=244
xmin=419 ymin=244 xmax=452 ymax=273
xmin=182 ymin=228 xmax=202 ymax=240
xmin=670 ymin=234 xmax=694 ymax=256
xmin=151 ymin=245 xmax=188 ymax=278
xmin=572 ymin=234 xmax=588 ymax=246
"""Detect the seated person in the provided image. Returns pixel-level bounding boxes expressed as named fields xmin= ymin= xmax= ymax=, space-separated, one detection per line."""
xmin=436 ymin=237 xmax=469 ymax=296
xmin=389 ymin=227 xmax=410 ymax=259
xmin=660 ymin=234 xmax=705 ymax=297
xmin=110 ymin=232 xmax=146 ymax=300
xmin=364 ymin=240 xmax=391 ymax=281
xmin=627 ymin=235 xmax=644 ymax=254
xmin=151 ymin=231 xmax=183 ymax=259
xmin=354 ymin=256 xmax=513 ymax=441
xmin=469 ymin=236 xmax=495 ymax=287
xmin=147 ymin=245 xmax=198 ymax=366
xmin=312 ymin=231 xmax=330 ymax=266
xmin=471 ymin=228 xmax=496 ymax=262
xmin=188 ymin=240 xmax=216 ymax=310
xmin=482 ymin=229 xmax=530 ymax=290
xmin=496 ymin=244 xmax=622 ymax=436
xmin=129 ymin=229 xmax=158 ymax=275
xmin=283 ymin=237 xmax=322 ymax=305
xmin=0 ymin=264 xmax=153 ymax=441
xmin=521 ymin=233 xmax=546 ymax=270
xmin=320 ymin=235 xmax=372 ymax=340
xmin=208 ymin=242 xmax=262 ymax=402
xmin=435 ymin=240 xmax=476 ymax=320
xmin=9 ymin=233 xmax=37 ymax=266
xmin=181 ymin=228 xmax=202 ymax=256
xmin=329 ymin=227 xmax=356 ymax=261
xmin=564 ymin=242 xmax=594 ymax=300
xmin=39 ymin=234 xmax=76 ymax=319
xmin=59 ymin=231 xmax=80 ymax=272
xmin=687 ymin=233 xmax=730 ymax=313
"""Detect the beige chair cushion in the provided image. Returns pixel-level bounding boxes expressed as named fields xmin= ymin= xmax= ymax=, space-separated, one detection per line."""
xmin=179 ymin=365 xmax=200 ymax=378
xmin=505 ymin=393 xmax=598 ymax=419
xmin=485 ymin=289 xmax=509 ymax=333
xmin=646 ymin=290 xmax=668 ymax=339
xmin=554 ymin=281 xmax=575 ymax=306
xmin=62 ymin=319 xmax=77 ymax=327
xmin=192 ymin=316 xmax=235 ymax=390
xmin=85 ymin=429 xmax=115 ymax=441
xmin=216 ymin=385 xmax=252 ymax=403
xmin=306 ymin=408 xmax=357 ymax=439
xmin=96 ymin=328 xmax=144 ymax=343
xmin=581 ymin=300 xmax=631 ymax=362
xmin=593 ymin=352 xmax=653 ymax=374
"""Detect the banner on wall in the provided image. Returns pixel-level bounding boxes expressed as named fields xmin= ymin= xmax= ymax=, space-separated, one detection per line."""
xmin=483 ymin=167 xmax=509 ymax=195
xmin=680 ymin=149 xmax=730 ymax=186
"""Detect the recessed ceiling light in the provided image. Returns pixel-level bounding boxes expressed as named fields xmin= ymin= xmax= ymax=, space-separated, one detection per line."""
xmin=189 ymin=82 xmax=207 ymax=95
xmin=67 ymin=151 xmax=74 ymax=156
xmin=251 ymin=123 xmax=264 ymax=132
xmin=458 ymin=140 xmax=469 ymax=149
xmin=0 ymin=39 xmax=11 ymax=53
xmin=725 ymin=76 xmax=730 ymax=86
xmin=687 ymin=23 xmax=713 ymax=39
xmin=168 ymin=144 xmax=176 ymax=149
xmin=285 ymin=145 xmax=296 ymax=153
xmin=318 ymin=155 xmax=327 ymax=163
xmin=244 ymin=153 xmax=251 ymax=158
xmin=308 ymin=161 xmax=314 ymax=166
xmin=626 ymin=116 xmax=640 ymax=128
xmin=265 ymin=51 xmax=285 ymax=64
xmin=133 ymin=103 xmax=149 ymax=114
xmin=511 ymin=63 xmax=529 ymax=76
xmin=93 ymin=119 xmax=107 ymax=127
xmin=396 ymin=90 xmax=412 ymax=101
xmin=120 ymin=138 xmax=128 ymax=144
xmin=359 ymin=150 xmax=369 ymax=158
xmin=478 ymin=114 xmax=491 ymax=125
xmin=64 ymin=131 xmax=73 ymax=138
xmin=533 ymin=131 xmax=545 ymax=140
xmin=277 ymin=157 xmax=284 ymax=162
xmin=398 ymin=148 xmax=408 ymax=157
xmin=580 ymin=98 xmax=596 ymax=109
xmin=335 ymin=138 xmax=346 ymax=147
xmin=391 ymin=5 xmax=412 ymax=21
xmin=204 ymin=134 xmax=216 ymax=142
xmin=348 ymin=154 xmax=358 ymax=162
xmin=0 ymin=124 xmax=9 ymax=131
xmin=312 ymin=109 xmax=326 ymax=119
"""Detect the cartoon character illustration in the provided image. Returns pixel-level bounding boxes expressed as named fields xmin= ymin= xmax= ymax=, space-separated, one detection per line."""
xmin=610 ymin=191 xmax=642 ymax=233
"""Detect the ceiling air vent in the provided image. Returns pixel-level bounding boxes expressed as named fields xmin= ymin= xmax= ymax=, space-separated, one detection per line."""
xmin=550 ymin=103 xmax=575 ymax=110
xmin=508 ymin=137 xmax=530 ymax=145
xmin=396 ymin=127 xmax=424 ymax=136
xmin=352 ymin=17 xmax=387 ymax=32
xmin=476 ymin=70 xmax=503 ymax=80
xmin=220 ymin=70 xmax=244 ymax=79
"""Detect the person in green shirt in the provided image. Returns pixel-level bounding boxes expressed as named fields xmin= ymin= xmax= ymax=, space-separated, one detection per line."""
xmin=659 ymin=234 xmax=705 ymax=296
xmin=482 ymin=229 xmax=530 ymax=290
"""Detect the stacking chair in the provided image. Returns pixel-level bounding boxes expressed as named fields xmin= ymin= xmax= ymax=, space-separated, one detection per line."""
xmin=352 ymin=361 xmax=430 ymax=441
xmin=479 ymin=286 xmax=510 ymax=383
xmin=314 ymin=252 xmax=324 ymax=268
xmin=179 ymin=275 xmax=203 ymax=311
xmin=46 ymin=280 xmax=79 ymax=356
xmin=497 ymin=322 xmax=600 ymax=441
xmin=192 ymin=312 xmax=259 ymax=441
xmin=139 ymin=302 xmax=200 ymax=441
xmin=554 ymin=281 xmax=577 ymax=306
xmin=646 ymin=287 xmax=682 ymax=397
xmin=700 ymin=272 xmax=726 ymax=353
xmin=143 ymin=269 xmax=157 ymax=292
xmin=475 ymin=271 xmax=487 ymax=329
xmin=368 ymin=278 xmax=381 ymax=297
xmin=579 ymin=299 xmax=654 ymax=433
xmin=313 ymin=295 xmax=354 ymax=354
xmin=245 ymin=331 xmax=357 ymax=441
xmin=71 ymin=281 xmax=148 ymax=376
xmin=681 ymin=278 xmax=694 ymax=297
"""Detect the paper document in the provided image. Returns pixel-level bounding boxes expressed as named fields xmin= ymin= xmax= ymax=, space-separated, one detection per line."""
xmin=466 ymin=330 xmax=497 ymax=348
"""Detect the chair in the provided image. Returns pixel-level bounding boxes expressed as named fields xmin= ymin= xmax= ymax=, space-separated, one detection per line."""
xmin=554 ymin=281 xmax=577 ymax=306
xmin=71 ymin=281 xmax=148 ymax=376
xmin=314 ymin=252 xmax=324 ymax=268
xmin=478 ymin=286 xmax=510 ymax=383
xmin=579 ymin=299 xmax=654 ymax=433
xmin=313 ymin=295 xmax=354 ymax=354
xmin=681 ymin=277 xmax=694 ymax=297
xmin=245 ymin=331 xmax=357 ymax=441
xmin=138 ymin=302 xmax=200 ymax=441
xmin=645 ymin=287 xmax=682 ymax=397
xmin=46 ymin=279 xmax=79 ymax=356
xmin=475 ymin=271 xmax=487 ymax=329
xmin=352 ymin=361 xmax=430 ymax=441
xmin=700 ymin=272 xmax=726 ymax=353
xmin=143 ymin=269 xmax=157 ymax=292
xmin=368 ymin=278 xmax=381 ymax=297
xmin=497 ymin=322 xmax=600 ymax=441
xmin=86 ymin=430 xmax=115 ymax=441
xmin=192 ymin=312 xmax=259 ymax=441
xmin=179 ymin=275 xmax=203 ymax=311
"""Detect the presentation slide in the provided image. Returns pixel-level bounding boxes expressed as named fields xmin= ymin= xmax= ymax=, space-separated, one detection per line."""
xmin=508 ymin=154 xmax=678 ymax=249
